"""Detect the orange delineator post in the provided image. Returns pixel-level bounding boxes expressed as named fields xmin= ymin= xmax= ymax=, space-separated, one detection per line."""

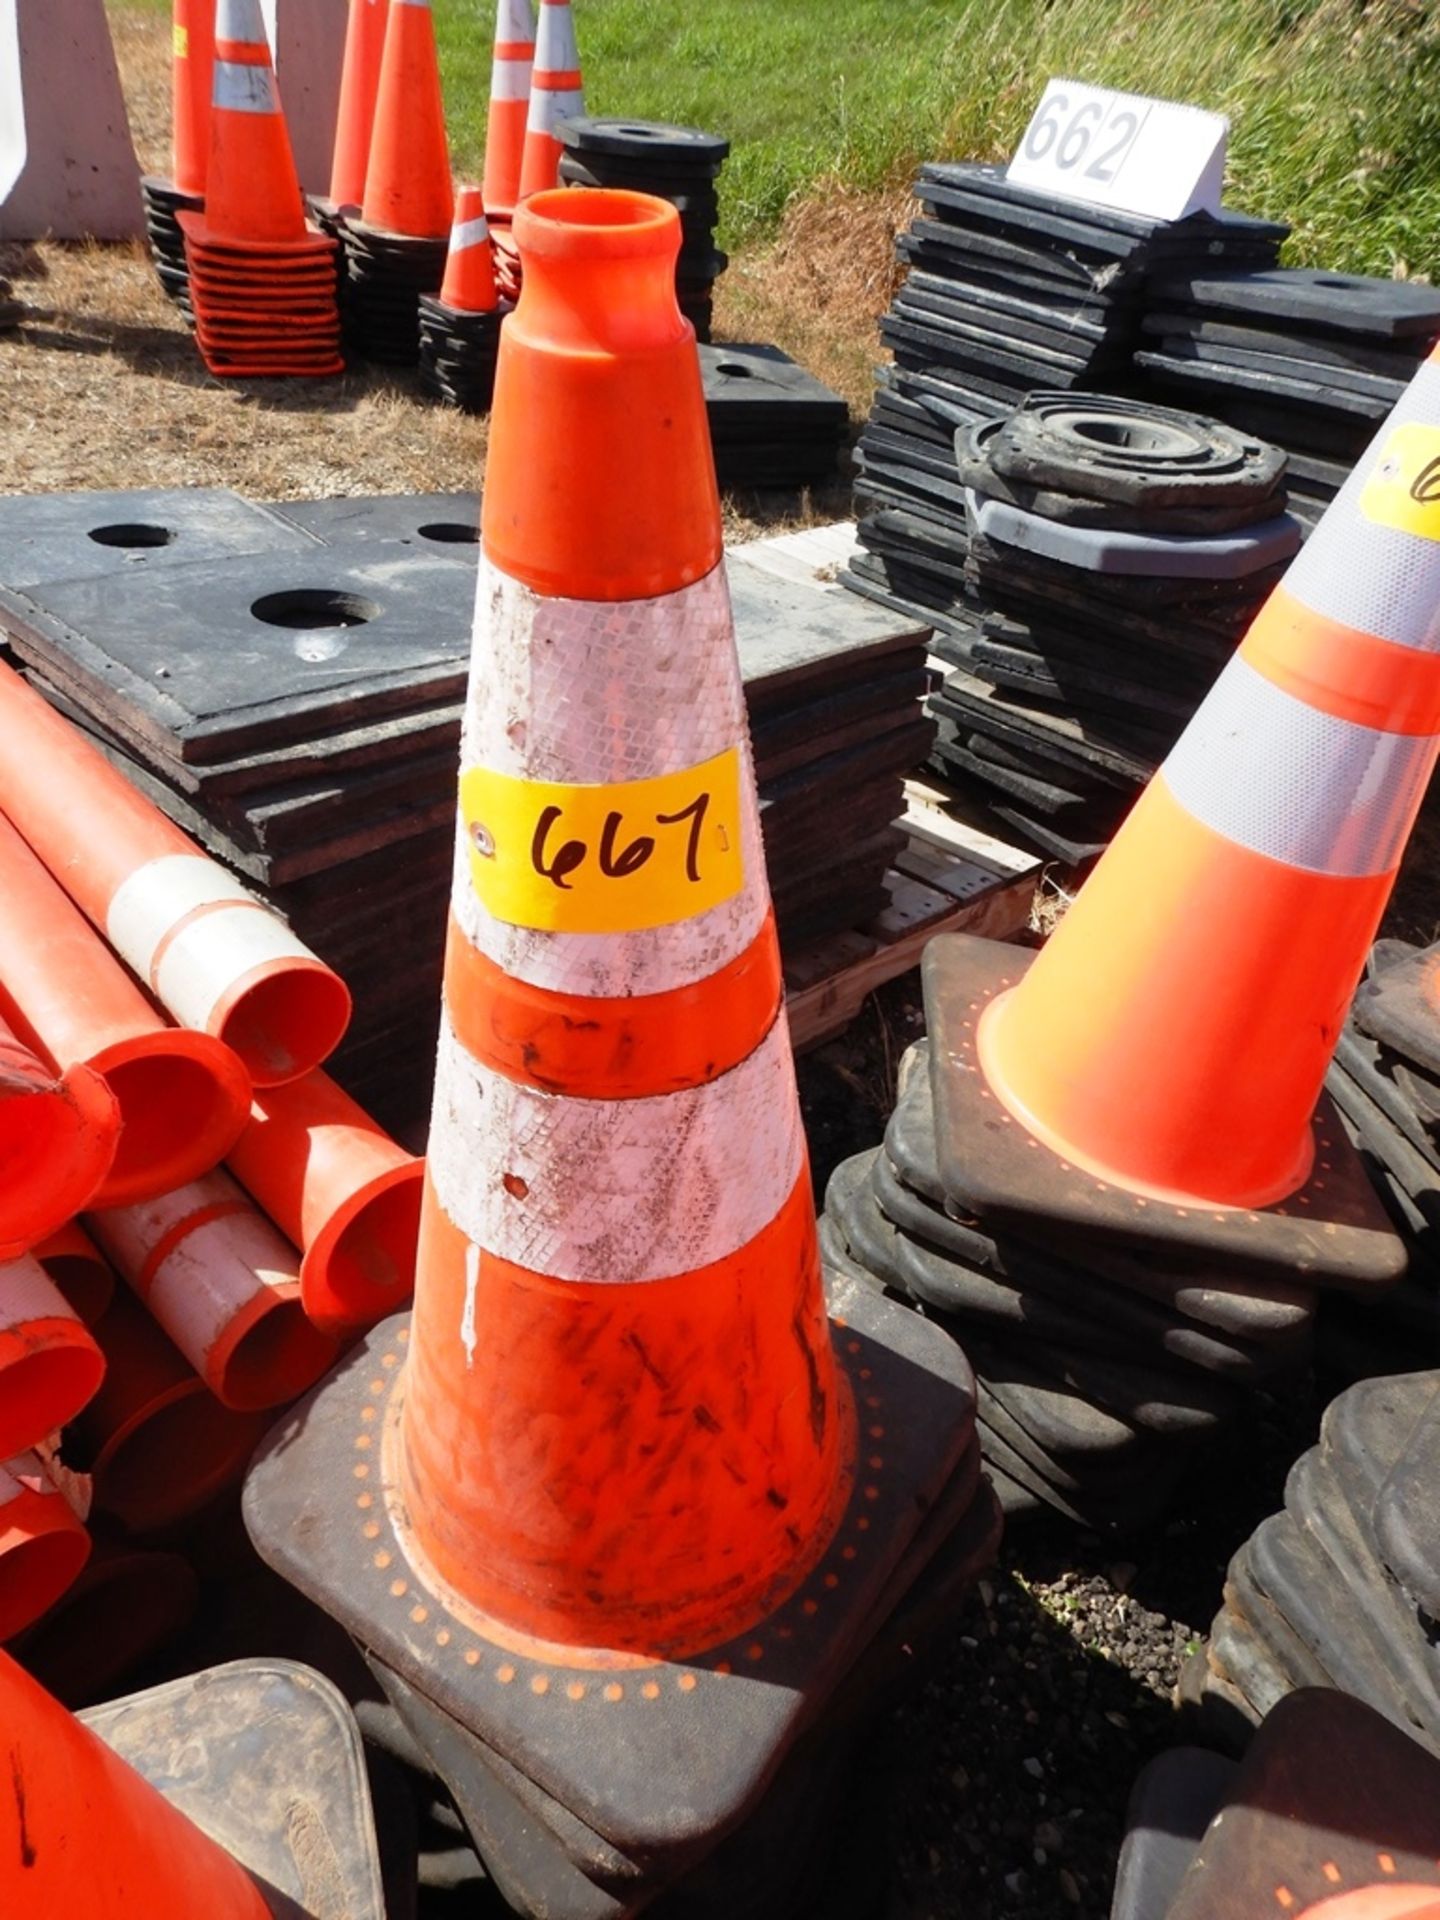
xmin=968 ymin=339 xmax=1440 ymax=1213
xmin=361 ymin=0 xmax=453 ymax=239
xmin=0 ymin=1451 xmax=90 ymax=1643
xmin=515 ymin=0 xmax=582 ymax=204
xmin=88 ymin=1170 xmax=338 ymax=1412
xmin=0 ymin=1649 xmax=272 ymax=1919
xmin=0 ymin=1255 xmax=105 ymax=1462
xmin=438 ymin=185 xmax=500 ymax=311
xmin=0 ymin=815 xmax=252 ymax=1209
xmin=225 ymin=1070 xmax=423 ymax=1334
xmin=0 ymin=1012 xmax=118 ymax=1261
xmin=31 ymin=1221 xmax=116 ymax=1328
xmin=481 ymin=0 xmax=534 ymax=222
xmin=0 ymin=663 xmax=349 ymax=1086
xmin=397 ymin=187 xmax=846 ymax=1655
xmin=329 ymin=0 xmax=391 ymax=208
xmin=172 ymin=0 xmax=217 ymax=197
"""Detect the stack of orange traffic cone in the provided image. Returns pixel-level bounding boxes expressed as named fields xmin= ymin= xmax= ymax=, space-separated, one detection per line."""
xmin=492 ymin=0 xmax=582 ymax=300
xmin=246 ymin=187 xmax=997 ymax=1915
xmin=328 ymin=0 xmax=391 ymax=212
xmin=481 ymin=0 xmax=534 ymax=226
xmin=141 ymin=0 xmax=216 ymax=320
xmin=418 ymin=185 xmax=506 ymax=410
xmin=337 ymin=0 xmax=454 ymax=362
xmin=178 ymin=0 xmax=344 ymax=377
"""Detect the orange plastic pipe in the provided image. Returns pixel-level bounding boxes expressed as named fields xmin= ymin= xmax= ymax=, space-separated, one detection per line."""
xmin=31 ymin=1221 xmax=116 ymax=1329
xmin=66 ymin=1291 xmax=267 ymax=1536
xmin=0 ymin=1649 xmax=273 ymax=1919
xmin=0 ymin=663 xmax=350 ymax=1086
xmin=12 ymin=1538 xmax=198 ymax=1708
xmin=0 ymin=1256 xmax=105 ymax=1461
xmin=226 ymin=1070 xmax=423 ymax=1333
xmin=329 ymin=0 xmax=390 ymax=207
xmin=0 ymin=1012 xmax=118 ymax=1260
xmin=88 ymin=1170 xmax=338 ymax=1411
xmin=172 ymin=0 xmax=217 ymax=196
xmin=0 ymin=815 xmax=251 ymax=1209
xmin=0 ymin=1451 xmax=89 ymax=1643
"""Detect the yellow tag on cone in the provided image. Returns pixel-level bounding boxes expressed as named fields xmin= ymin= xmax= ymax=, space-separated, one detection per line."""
xmin=1361 ymin=424 xmax=1440 ymax=543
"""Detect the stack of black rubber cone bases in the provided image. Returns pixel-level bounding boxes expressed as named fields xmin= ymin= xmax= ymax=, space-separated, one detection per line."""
xmin=846 ymin=388 xmax=1297 ymax=863
xmin=1188 ymin=1369 xmax=1440 ymax=1757
xmin=417 ymin=296 xmax=506 ymax=414
xmin=700 ymin=343 xmax=850 ymax=492
xmin=557 ymin=118 xmax=729 ymax=341
xmin=141 ymin=175 xmax=200 ymax=322
xmin=1112 ymin=1691 xmax=1440 ymax=1920
xmin=821 ymin=930 xmax=1406 ymax=1533
xmin=1137 ymin=268 xmax=1440 ymax=531
xmin=1321 ymin=938 xmax=1440 ymax=1380
xmin=336 ymin=215 xmax=449 ymax=364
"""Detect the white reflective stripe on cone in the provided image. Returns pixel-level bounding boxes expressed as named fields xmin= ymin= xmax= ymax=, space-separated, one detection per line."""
xmin=216 ymin=0 xmax=271 ymax=44
xmin=526 ymin=81 xmax=584 ymax=136
xmin=496 ymin=0 xmax=536 ymax=44
xmin=1281 ymin=358 xmax=1440 ymax=655
xmin=428 ymin=1010 xmax=805 ymax=1284
xmin=1161 ymin=653 xmax=1440 ymax=878
xmin=213 ymin=60 xmax=282 ymax=114
xmin=0 ymin=1257 xmax=77 ymax=1331
xmin=490 ymin=56 xmax=534 ymax=99
xmin=450 ymin=216 xmax=491 ymax=251
xmin=451 ymin=560 xmax=770 ymax=996
xmin=534 ymin=0 xmax=579 ymax=64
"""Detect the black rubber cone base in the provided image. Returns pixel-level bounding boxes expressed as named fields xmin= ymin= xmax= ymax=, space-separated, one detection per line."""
xmin=80 ymin=1658 xmax=386 ymax=1919
xmin=1111 ymin=1747 xmax=1237 ymax=1920
xmin=1354 ymin=941 xmax=1440 ymax=1078
xmin=243 ymin=1271 xmax=976 ymax=1864
xmin=924 ymin=934 xmax=1407 ymax=1290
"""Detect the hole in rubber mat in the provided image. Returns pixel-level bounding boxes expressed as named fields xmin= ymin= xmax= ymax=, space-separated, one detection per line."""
xmin=1314 ymin=275 xmax=1360 ymax=288
xmin=87 ymin=522 xmax=176 ymax=549
xmin=714 ymin=360 xmax=755 ymax=377
xmin=1068 ymin=418 xmax=1191 ymax=455
xmin=250 ymin=588 xmax=381 ymax=639
xmin=416 ymin=522 xmax=479 ymax=545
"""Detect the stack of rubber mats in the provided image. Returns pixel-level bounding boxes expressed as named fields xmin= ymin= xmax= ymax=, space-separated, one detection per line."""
xmin=820 ymin=1027 xmax=1319 ymax=1534
xmin=178 ymin=206 xmax=344 ymax=378
xmin=845 ymin=388 xmax=1298 ymax=863
xmin=140 ymin=175 xmax=199 ymax=323
xmin=1320 ymin=939 xmax=1440 ymax=1380
xmin=557 ymin=118 xmax=729 ymax=342
xmin=0 ymin=487 xmax=933 ymax=1128
xmin=1111 ymin=1691 xmax=1440 ymax=1920
xmin=1188 ymin=1369 xmax=1440 ymax=1759
xmin=701 ymin=343 xmax=850 ymax=491
xmin=417 ymin=296 xmax=505 ymax=414
xmin=334 ymin=215 xmax=448 ymax=364
xmin=1138 ymin=268 xmax=1440 ymax=532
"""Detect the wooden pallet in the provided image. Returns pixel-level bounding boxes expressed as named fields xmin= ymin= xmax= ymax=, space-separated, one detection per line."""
xmin=733 ymin=521 xmax=1042 ymax=1051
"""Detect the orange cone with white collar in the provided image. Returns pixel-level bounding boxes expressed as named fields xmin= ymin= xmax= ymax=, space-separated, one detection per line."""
xmin=515 ymin=0 xmax=583 ymax=203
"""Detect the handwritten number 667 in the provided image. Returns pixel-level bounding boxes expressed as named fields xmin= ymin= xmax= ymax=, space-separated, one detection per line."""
xmin=531 ymin=793 xmax=713 ymax=892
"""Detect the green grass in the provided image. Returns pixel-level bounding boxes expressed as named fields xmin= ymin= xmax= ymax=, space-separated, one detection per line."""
xmin=432 ymin=0 xmax=1440 ymax=277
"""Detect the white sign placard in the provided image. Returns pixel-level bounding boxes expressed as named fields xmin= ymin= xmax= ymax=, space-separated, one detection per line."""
xmin=0 ymin=0 xmax=26 ymax=210
xmin=1006 ymin=79 xmax=1227 ymax=222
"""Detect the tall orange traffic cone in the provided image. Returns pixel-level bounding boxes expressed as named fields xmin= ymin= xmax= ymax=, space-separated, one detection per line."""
xmin=360 ymin=0 xmax=453 ymax=238
xmin=0 ymin=661 xmax=350 ymax=1086
xmin=172 ymin=0 xmax=217 ymax=198
xmin=481 ymin=0 xmax=534 ymax=222
xmin=0 ymin=1649 xmax=273 ymax=1917
xmin=924 ymin=345 xmax=1440 ymax=1284
xmin=329 ymin=0 xmax=390 ymax=209
xmin=0 ymin=1255 xmax=105 ymax=1461
xmin=245 ymin=189 xmax=980 ymax=1879
xmin=0 ymin=1013 xmax=118 ymax=1261
xmin=0 ymin=1451 xmax=89 ymax=1642
xmin=516 ymin=0 xmax=583 ymax=203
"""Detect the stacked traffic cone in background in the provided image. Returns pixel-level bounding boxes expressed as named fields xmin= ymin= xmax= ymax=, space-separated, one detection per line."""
xmin=178 ymin=0 xmax=344 ymax=377
xmin=337 ymin=0 xmax=454 ymax=362
xmin=245 ymin=185 xmax=998 ymax=1917
xmin=418 ymin=186 xmax=507 ymax=411
xmin=831 ymin=342 xmax=1440 ymax=1529
xmin=491 ymin=0 xmax=581 ymax=299
xmin=141 ymin=0 xmax=216 ymax=321
xmin=328 ymin=0 xmax=391 ymax=212
xmin=481 ymin=0 xmax=535 ymax=227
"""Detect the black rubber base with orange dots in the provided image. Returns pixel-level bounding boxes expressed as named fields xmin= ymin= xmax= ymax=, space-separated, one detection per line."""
xmin=923 ymin=932 xmax=1408 ymax=1291
xmin=242 ymin=1269 xmax=983 ymax=1866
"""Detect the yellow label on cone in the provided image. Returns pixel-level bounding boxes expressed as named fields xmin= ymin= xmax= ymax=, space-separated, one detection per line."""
xmin=174 ymin=23 xmax=189 ymax=56
xmin=461 ymin=748 xmax=745 ymax=933
xmin=1361 ymin=424 xmax=1440 ymax=543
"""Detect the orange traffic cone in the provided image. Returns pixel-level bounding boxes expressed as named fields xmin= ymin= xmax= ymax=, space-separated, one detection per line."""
xmin=419 ymin=186 xmax=505 ymax=409
xmin=226 ymin=1070 xmax=423 ymax=1335
xmin=924 ymin=345 xmax=1440 ymax=1285
xmin=481 ymin=0 xmax=534 ymax=223
xmin=0 ymin=1255 xmax=105 ymax=1461
xmin=0 ymin=1451 xmax=89 ymax=1642
xmin=438 ymin=186 xmax=499 ymax=311
xmin=172 ymin=0 xmax=217 ymax=198
xmin=0 ymin=662 xmax=350 ymax=1086
xmin=0 ymin=1648 xmax=273 ymax=1918
xmin=329 ymin=0 xmax=391 ymax=209
xmin=516 ymin=0 xmax=583 ymax=203
xmin=0 ymin=1013 xmax=118 ymax=1261
xmin=0 ymin=814 xmax=251 ymax=1210
xmin=88 ymin=1170 xmax=338 ymax=1412
xmin=245 ymin=189 xmax=979 ymax=1873
xmin=360 ymin=0 xmax=453 ymax=239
